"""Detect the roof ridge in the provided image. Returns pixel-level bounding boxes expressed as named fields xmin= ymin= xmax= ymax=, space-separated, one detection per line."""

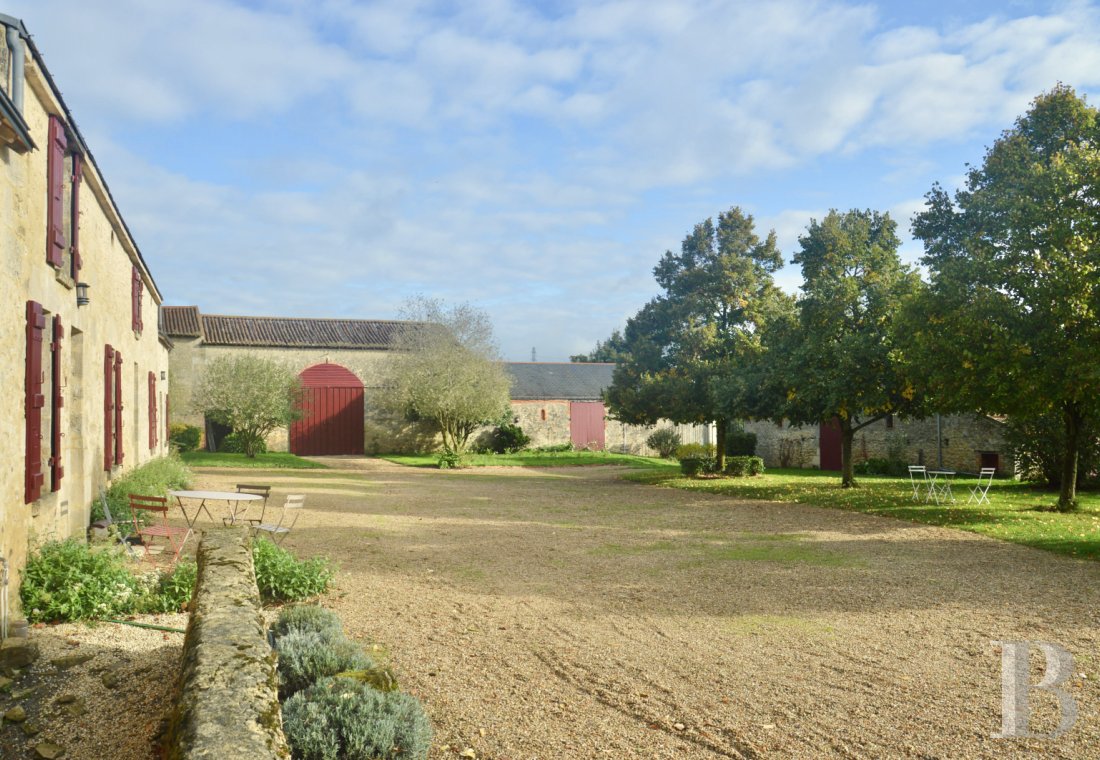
xmin=200 ymin=313 xmax=417 ymax=325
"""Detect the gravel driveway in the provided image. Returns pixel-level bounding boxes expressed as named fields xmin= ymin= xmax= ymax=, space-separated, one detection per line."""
xmin=187 ymin=458 xmax=1100 ymax=758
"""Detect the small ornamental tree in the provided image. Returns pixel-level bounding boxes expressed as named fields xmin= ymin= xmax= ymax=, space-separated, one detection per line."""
xmin=192 ymin=355 xmax=303 ymax=457
xmin=382 ymin=297 xmax=512 ymax=455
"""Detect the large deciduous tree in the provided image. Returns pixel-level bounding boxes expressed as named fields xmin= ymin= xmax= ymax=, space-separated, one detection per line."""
xmin=774 ymin=209 xmax=924 ymax=487
xmin=605 ymin=207 xmax=791 ymax=471
xmin=382 ymin=297 xmax=512 ymax=455
xmin=192 ymin=355 xmax=303 ymax=457
xmin=910 ymin=86 xmax=1100 ymax=511
xmin=570 ymin=329 xmax=629 ymax=363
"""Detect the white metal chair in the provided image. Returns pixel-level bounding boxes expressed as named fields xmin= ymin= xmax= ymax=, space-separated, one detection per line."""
xmin=908 ymin=465 xmax=929 ymax=502
xmin=249 ymin=494 xmax=305 ymax=545
xmin=967 ymin=468 xmax=996 ymax=506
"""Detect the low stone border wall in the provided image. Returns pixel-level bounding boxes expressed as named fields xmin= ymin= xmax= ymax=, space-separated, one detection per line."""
xmin=166 ymin=529 xmax=288 ymax=759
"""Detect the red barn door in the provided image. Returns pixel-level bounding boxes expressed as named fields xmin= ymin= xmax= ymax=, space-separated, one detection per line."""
xmin=290 ymin=363 xmax=364 ymax=455
xmin=819 ymin=418 xmax=842 ymax=471
xmin=570 ymin=401 xmax=606 ymax=450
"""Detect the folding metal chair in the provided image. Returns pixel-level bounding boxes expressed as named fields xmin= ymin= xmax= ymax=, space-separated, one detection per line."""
xmin=222 ymin=484 xmax=272 ymax=526
xmin=129 ymin=494 xmax=192 ymax=564
xmin=967 ymin=468 xmax=996 ymax=506
xmin=908 ymin=465 xmax=929 ymax=502
xmin=90 ymin=487 xmax=139 ymax=558
xmin=249 ymin=494 xmax=305 ymax=545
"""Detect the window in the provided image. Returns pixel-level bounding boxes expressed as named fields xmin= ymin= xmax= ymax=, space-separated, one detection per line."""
xmin=70 ymin=154 xmax=82 ymax=279
xmin=885 ymin=414 xmax=894 ymax=429
xmin=131 ymin=267 xmax=143 ymax=333
xmin=25 ymin=301 xmax=45 ymax=503
xmin=114 ymin=350 xmax=124 ymax=464
xmin=540 ymin=408 xmax=546 ymax=421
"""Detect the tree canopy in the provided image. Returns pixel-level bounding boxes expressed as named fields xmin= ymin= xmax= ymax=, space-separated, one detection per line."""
xmin=909 ymin=85 xmax=1100 ymax=510
xmin=570 ymin=329 xmax=629 ymax=363
xmin=770 ymin=209 xmax=924 ymax=487
xmin=605 ymin=206 xmax=791 ymax=469
xmin=382 ymin=297 xmax=512 ymax=455
xmin=192 ymin=354 xmax=303 ymax=457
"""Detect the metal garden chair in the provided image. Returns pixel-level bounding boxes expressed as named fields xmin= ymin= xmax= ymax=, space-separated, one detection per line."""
xmin=129 ymin=494 xmax=192 ymax=564
xmin=908 ymin=465 xmax=929 ymax=502
xmin=248 ymin=494 xmax=305 ymax=545
xmin=222 ymin=484 xmax=272 ymax=526
xmin=967 ymin=467 xmax=996 ymax=506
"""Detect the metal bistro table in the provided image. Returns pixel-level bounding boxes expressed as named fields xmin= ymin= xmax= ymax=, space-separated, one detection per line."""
xmin=926 ymin=470 xmax=956 ymax=505
xmin=168 ymin=490 xmax=264 ymax=528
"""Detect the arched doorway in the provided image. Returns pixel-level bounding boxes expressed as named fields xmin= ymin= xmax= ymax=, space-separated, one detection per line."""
xmin=289 ymin=363 xmax=365 ymax=455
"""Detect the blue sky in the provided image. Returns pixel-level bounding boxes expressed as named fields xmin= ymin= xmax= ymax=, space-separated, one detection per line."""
xmin=11 ymin=0 xmax=1100 ymax=360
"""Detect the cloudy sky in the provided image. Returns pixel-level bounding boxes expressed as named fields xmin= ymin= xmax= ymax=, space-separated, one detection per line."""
xmin=10 ymin=0 xmax=1100 ymax=359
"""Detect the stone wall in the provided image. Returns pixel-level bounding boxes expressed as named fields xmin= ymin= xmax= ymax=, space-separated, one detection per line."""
xmin=1 ymin=35 xmax=170 ymax=627
xmin=167 ymin=529 xmax=288 ymax=759
xmin=745 ymin=414 xmax=1013 ymax=473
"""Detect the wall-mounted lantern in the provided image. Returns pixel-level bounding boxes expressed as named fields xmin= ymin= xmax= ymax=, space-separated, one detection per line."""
xmin=76 ymin=282 xmax=90 ymax=306
xmin=161 ymin=371 xmax=166 ymax=380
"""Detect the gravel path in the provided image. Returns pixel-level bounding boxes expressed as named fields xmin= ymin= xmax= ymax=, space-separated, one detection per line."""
xmin=196 ymin=458 xmax=1100 ymax=759
xmin=8 ymin=458 xmax=1098 ymax=759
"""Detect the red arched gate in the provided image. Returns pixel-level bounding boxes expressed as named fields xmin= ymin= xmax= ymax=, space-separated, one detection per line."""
xmin=290 ymin=363 xmax=365 ymax=455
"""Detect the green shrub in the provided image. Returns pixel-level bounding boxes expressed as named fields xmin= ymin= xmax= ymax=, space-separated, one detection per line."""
xmin=532 ymin=443 xmax=572 ymax=453
xmin=725 ymin=455 xmax=765 ymax=477
xmin=93 ymin=454 xmax=192 ymax=528
xmin=253 ymin=538 xmax=333 ymax=603
xmin=725 ymin=427 xmax=758 ymax=456
xmin=675 ymin=443 xmax=717 ymax=477
xmin=853 ymin=457 xmax=907 ymax=477
xmin=436 ymin=448 xmax=462 ymax=469
xmin=283 ymin=677 xmax=432 ymax=760
xmin=277 ymin=630 xmax=374 ymax=697
xmin=646 ymin=428 xmax=682 ymax=458
xmin=140 ymin=560 xmax=197 ymax=613
xmin=168 ymin=423 xmax=202 ymax=453
xmin=272 ymin=605 xmax=344 ymax=641
xmin=486 ymin=422 xmax=530 ymax=454
xmin=20 ymin=540 xmax=142 ymax=623
xmin=221 ymin=431 xmax=269 ymax=455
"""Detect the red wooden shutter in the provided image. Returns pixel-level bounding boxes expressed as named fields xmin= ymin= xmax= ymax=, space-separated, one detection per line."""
xmin=70 ymin=154 xmax=83 ymax=276
xmin=104 ymin=345 xmax=114 ymax=471
xmin=25 ymin=302 xmax=46 ymax=503
xmin=131 ymin=267 xmax=144 ymax=332
xmin=50 ymin=316 xmax=64 ymax=491
xmin=46 ymin=116 xmax=67 ymax=268
xmin=165 ymin=393 xmax=170 ymax=444
xmin=148 ymin=371 xmax=157 ymax=449
xmin=114 ymin=351 xmax=124 ymax=464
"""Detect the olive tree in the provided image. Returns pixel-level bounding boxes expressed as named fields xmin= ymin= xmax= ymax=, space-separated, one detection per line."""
xmin=192 ymin=354 xmax=303 ymax=457
xmin=382 ymin=297 xmax=512 ymax=455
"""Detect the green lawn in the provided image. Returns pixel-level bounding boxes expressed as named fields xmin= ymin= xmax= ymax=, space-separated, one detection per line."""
xmin=625 ymin=467 xmax=1100 ymax=561
xmin=180 ymin=451 xmax=328 ymax=469
xmin=383 ymin=450 xmax=681 ymax=469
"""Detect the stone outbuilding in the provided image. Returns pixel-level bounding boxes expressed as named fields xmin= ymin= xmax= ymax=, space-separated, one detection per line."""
xmin=1 ymin=14 xmax=170 ymax=631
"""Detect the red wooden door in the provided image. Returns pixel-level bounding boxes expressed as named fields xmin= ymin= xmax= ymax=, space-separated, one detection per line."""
xmin=570 ymin=402 xmax=606 ymax=450
xmin=290 ymin=364 xmax=364 ymax=455
xmin=819 ymin=418 xmax=842 ymax=471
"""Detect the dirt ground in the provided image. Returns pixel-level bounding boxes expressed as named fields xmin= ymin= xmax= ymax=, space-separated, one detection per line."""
xmin=186 ymin=458 xmax=1100 ymax=759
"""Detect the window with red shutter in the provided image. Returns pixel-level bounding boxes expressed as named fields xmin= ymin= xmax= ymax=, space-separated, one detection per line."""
xmin=165 ymin=393 xmax=170 ymax=445
xmin=114 ymin=351 xmax=124 ymax=464
xmin=148 ymin=371 xmax=157 ymax=450
xmin=46 ymin=117 xmax=67 ymax=268
xmin=132 ymin=267 xmax=144 ymax=333
xmin=104 ymin=345 xmax=114 ymax=472
xmin=70 ymin=154 xmax=83 ymax=278
xmin=25 ymin=301 xmax=46 ymax=503
xmin=50 ymin=316 xmax=64 ymax=491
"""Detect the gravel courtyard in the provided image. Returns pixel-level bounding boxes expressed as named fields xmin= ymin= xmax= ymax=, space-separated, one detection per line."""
xmin=196 ymin=458 xmax=1100 ymax=759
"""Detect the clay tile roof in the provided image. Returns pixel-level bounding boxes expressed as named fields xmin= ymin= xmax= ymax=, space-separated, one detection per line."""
xmin=505 ymin=362 xmax=615 ymax=401
xmin=160 ymin=306 xmax=202 ymax=337
xmin=199 ymin=314 xmax=407 ymax=349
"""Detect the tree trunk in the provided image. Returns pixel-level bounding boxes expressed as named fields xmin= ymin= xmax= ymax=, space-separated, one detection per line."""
xmin=715 ymin=419 xmax=727 ymax=473
xmin=841 ymin=422 xmax=856 ymax=488
xmin=1058 ymin=404 xmax=1081 ymax=512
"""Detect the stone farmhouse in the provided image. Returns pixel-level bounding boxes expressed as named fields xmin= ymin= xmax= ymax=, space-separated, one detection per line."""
xmin=161 ymin=306 xmax=707 ymax=455
xmin=2 ymin=15 xmax=170 ymax=629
